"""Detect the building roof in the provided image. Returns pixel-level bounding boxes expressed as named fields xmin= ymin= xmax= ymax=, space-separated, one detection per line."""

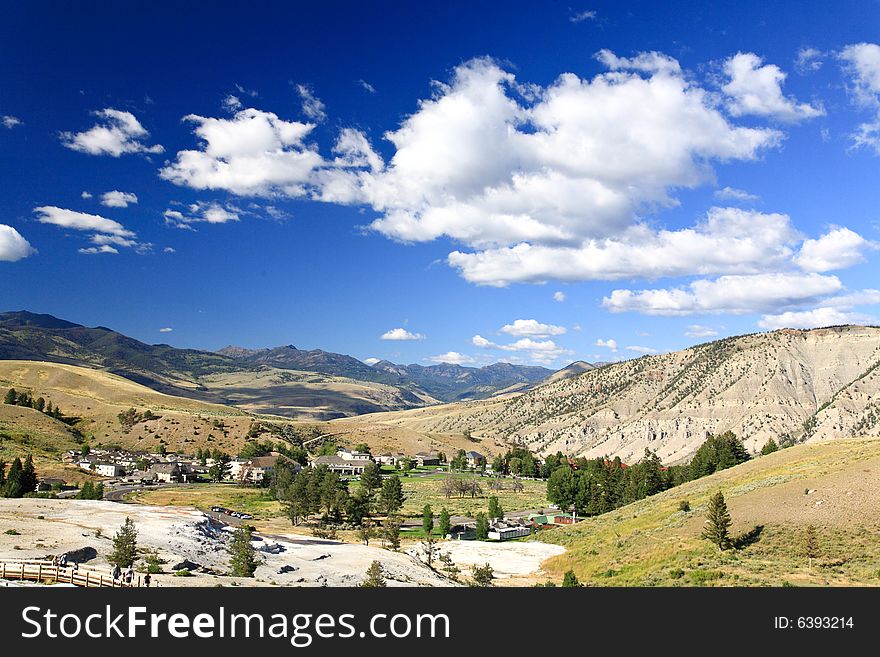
xmin=248 ymin=456 xmax=279 ymax=468
xmin=312 ymin=455 xmax=367 ymax=467
xmin=147 ymin=462 xmax=180 ymax=474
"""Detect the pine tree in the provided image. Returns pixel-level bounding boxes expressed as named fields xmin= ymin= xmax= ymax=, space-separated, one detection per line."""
xmin=761 ymin=439 xmax=779 ymax=455
xmin=109 ymin=517 xmax=138 ymax=567
xmin=702 ymin=491 xmax=732 ymax=550
xmin=228 ymin=526 xmax=260 ymax=577
xmin=360 ymin=461 xmax=382 ymax=499
xmin=379 ymin=475 xmax=405 ymax=515
xmin=3 ymin=388 xmax=16 ymax=405
xmin=3 ymin=457 xmax=23 ymax=498
xmin=439 ymin=507 xmax=451 ymax=538
xmin=562 ymin=570 xmax=583 ymax=587
xmin=382 ymin=515 xmax=401 ymax=551
xmin=422 ymin=504 xmax=434 ymax=536
xmin=471 ymin=563 xmax=494 ymax=587
xmin=360 ymin=560 xmax=387 ymax=587
xmin=35 ymin=397 xmax=45 ymax=412
xmin=19 ymin=454 xmax=37 ymax=494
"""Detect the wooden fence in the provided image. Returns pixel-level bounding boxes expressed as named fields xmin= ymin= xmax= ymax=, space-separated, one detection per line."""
xmin=0 ymin=559 xmax=140 ymax=587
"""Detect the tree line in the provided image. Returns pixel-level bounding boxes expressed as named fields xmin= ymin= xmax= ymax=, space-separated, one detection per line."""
xmin=0 ymin=454 xmax=37 ymax=497
xmin=4 ymin=387 xmax=67 ymax=420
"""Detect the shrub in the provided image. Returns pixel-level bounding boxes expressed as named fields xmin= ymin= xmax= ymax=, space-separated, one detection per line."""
xmin=678 ymin=500 xmax=691 ymax=512
xmin=668 ymin=568 xmax=685 ymax=580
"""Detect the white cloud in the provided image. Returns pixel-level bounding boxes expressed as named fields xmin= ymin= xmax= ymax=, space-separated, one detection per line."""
xmin=553 ymin=291 xmax=566 ymax=302
xmin=795 ymin=47 xmax=824 ymax=74
xmin=758 ymin=307 xmax=874 ymax=330
xmin=100 ymin=190 xmax=138 ymax=208
xmin=795 ymin=227 xmax=874 ymax=272
xmin=0 ymin=225 xmax=35 ymax=261
xmin=626 ymin=345 xmax=657 ymax=354
xmin=570 ymin=10 xmax=597 ymax=23
xmin=163 ymin=247 xmax=176 ymax=253
xmin=363 ymin=357 xmax=380 ymax=365
xmin=81 ymin=191 xmax=92 ymax=199
xmin=380 ymin=328 xmax=425 ymax=341
xmin=595 ymin=338 xmax=618 ymax=352
xmin=603 ymin=272 xmax=843 ymax=316
xmin=358 ymin=80 xmax=376 ymax=94
xmin=839 ymin=43 xmax=880 ymax=153
xmin=60 ymin=108 xmax=164 ymax=156
xmin=159 ymin=108 xmax=324 ymax=196
xmin=159 ymin=327 xmax=173 ymax=333
xmin=714 ymin=186 xmax=759 ymax=202
xmin=722 ymin=52 xmax=824 ymax=122
xmin=163 ymin=202 xmax=240 ymax=228
xmin=499 ymin=318 xmax=566 ymax=337
xmin=296 ymin=84 xmax=326 ymax=122
xmin=2 ymin=115 xmax=22 ymax=129
xmin=449 ymin=207 xmax=800 ymax=285
xmin=223 ymin=95 xmax=243 ymax=112
xmin=34 ymin=206 xmax=134 ymax=237
xmin=472 ymin=334 xmax=573 ymax=363
xmin=427 ymin=351 xmax=475 ymax=365
xmin=90 ymin=234 xmax=137 ymax=248
xmin=78 ymin=245 xmax=119 ymax=255
xmin=685 ymin=324 xmax=719 ymax=338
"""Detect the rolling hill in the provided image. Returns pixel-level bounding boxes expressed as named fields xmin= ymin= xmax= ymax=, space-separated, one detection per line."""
xmin=340 ymin=325 xmax=880 ymax=463
xmin=538 ymin=437 xmax=880 ymax=586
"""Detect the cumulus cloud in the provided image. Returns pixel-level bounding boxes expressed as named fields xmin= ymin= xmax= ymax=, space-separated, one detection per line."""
xmin=795 ymin=47 xmax=824 ymax=74
xmin=81 ymin=191 xmax=93 ymax=199
xmin=2 ymin=115 xmax=22 ymax=129
xmin=722 ymin=52 xmax=824 ymax=122
xmin=380 ymin=327 xmax=424 ymax=341
xmin=164 ymin=202 xmax=240 ymax=228
xmin=553 ymin=291 xmax=566 ymax=302
xmin=595 ymin=338 xmax=618 ymax=352
xmin=795 ymin=227 xmax=874 ymax=272
xmin=714 ymin=186 xmax=759 ymax=202
xmin=499 ymin=319 xmax=566 ymax=337
xmin=363 ymin=357 xmax=380 ymax=365
xmin=427 ymin=351 xmax=475 ymax=365
xmin=296 ymin=84 xmax=326 ymax=122
xmin=0 ymin=225 xmax=35 ymax=261
xmin=159 ymin=327 xmax=173 ymax=333
xmin=100 ymin=190 xmax=138 ymax=208
xmin=34 ymin=206 xmax=134 ymax=237
xmin=685 ymin=324 xmax=719 ymax=338
xmin=159 ymin=108 xmax=324 ymax=196
xmin=61 ymin=109 xmax=164 ymax=156
xmin=223 ymin=95 xmax=243 ymax=112
xmin=758 ymin=307 xmax=875 ymax=330
xmin=78 ymin=245 xmax=118 ymax=255
xmin=839 ymin=42 xmax=880 ymax=153
xmin=472 ymin=333 xmax=573 ymax=363
xmin=603 ymin=272 xmax=843 ymax=316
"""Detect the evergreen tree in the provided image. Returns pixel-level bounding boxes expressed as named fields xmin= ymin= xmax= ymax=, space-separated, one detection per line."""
xmin=228 ymin=526 xmax=260 ymax=577
xmin=109 ymin=517 xmax=138 ymax=567
xmin=488 ymin=496 xmax=504 ymax=520
xmin=0 ymin=460 xmax=5 ymax=489
xmin=19 ymin=454 xmax=37 ymax=494
xmin=702 ymin=491 xmax=732 ymax=550
xmin=422 ymin=504 xmax=434 ymax=536
xmin=439 ymin=507 xmax=451 ymax=538
xmin=35 ymin=397 xmax=45 ymax=412
xmin=3 ymin=388 xmax=16 ymax=405
xmin=475 ymin=512 xmax=489 ymax=540
xmin=382 ymin=515 xmax=401 ymax=551
xmin=471 ymin=563 xmax=494 ymax=587
xmin=761 ymin=439 xmax=779 ymax=455
xmin=562 ymin=570 xmax=583 ymax=587
xmin=357 ymin=519 xmax=374 ymax=546
xmin=360 ymin=560 xmax=387 ymax=587
xmin=345 ymin=488 xmax=371 ymax=525
xmin=379 ymin=475 xmax=405 ymax=515
xmin=3 ymin=457 xmax=23 ymax=498
xmin=360 ymin=461 xmax=383 ymax=500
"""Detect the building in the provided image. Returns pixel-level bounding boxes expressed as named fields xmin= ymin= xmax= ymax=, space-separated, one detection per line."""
xmin=311 ymin=455 xmax=369 ymax=475
xmin=376 ymin=452 xmax=406 ymax=466
xmin=94 ymin=463 xmax=126 ymax=478
xmin=336 ymin=448 xmax=372 ymax=462
xmin=465 ymin=451 xmax=485 ymax=468
xmin=145 ymin=462 xmax=181 ymax=483
xmin=487 ymin=525 xmax=532 ymax=541
xmin=414 ymin=452 xmax=441 ymax=467
xmin=36 ymin=478 xmax=66 ymax=492
xmin=238 ymin=455 xmax=290 ymax=484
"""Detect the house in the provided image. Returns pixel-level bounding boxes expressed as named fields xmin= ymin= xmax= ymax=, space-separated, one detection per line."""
xmin=465 ymin=451 xmax=485 ymax=468
xmin=311 ymin=455 xmax=369 ymax=475
xmin=145 ymin=462 xmax=181 ymax=483
xmin=414 ymin=452 xmax=440 ymax=467
xmin=376 ymin=452 xmax=406 ymax=466
xmin=94 ymin=463 xmax=126 ymax=478
xmin=238 ymin=455 xmax=289 ymax=484
xmin=336 ymin=448 xmax=372 ymax=462
xmin=36 ymin=478 xmax=66 ymax=492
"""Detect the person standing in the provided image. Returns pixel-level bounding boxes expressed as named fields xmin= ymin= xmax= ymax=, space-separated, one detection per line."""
xmin=144 ymin=573 xmax=151 ymax=588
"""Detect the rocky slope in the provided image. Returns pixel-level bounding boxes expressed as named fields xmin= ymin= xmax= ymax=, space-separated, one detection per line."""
xmin=346 ymin=326 xmax=880 ymax=463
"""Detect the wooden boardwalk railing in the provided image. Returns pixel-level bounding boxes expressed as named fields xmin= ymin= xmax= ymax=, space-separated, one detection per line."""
xmin=0 ymin=559 xmax=140 ymax=587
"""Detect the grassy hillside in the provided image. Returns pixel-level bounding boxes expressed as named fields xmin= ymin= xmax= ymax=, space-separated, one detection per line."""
xmin=538 ymin=437 xmax=880 ymax=586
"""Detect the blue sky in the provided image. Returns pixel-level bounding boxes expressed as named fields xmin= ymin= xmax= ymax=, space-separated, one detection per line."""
xmin=2 ymin=1 xmax=880 ymax=369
